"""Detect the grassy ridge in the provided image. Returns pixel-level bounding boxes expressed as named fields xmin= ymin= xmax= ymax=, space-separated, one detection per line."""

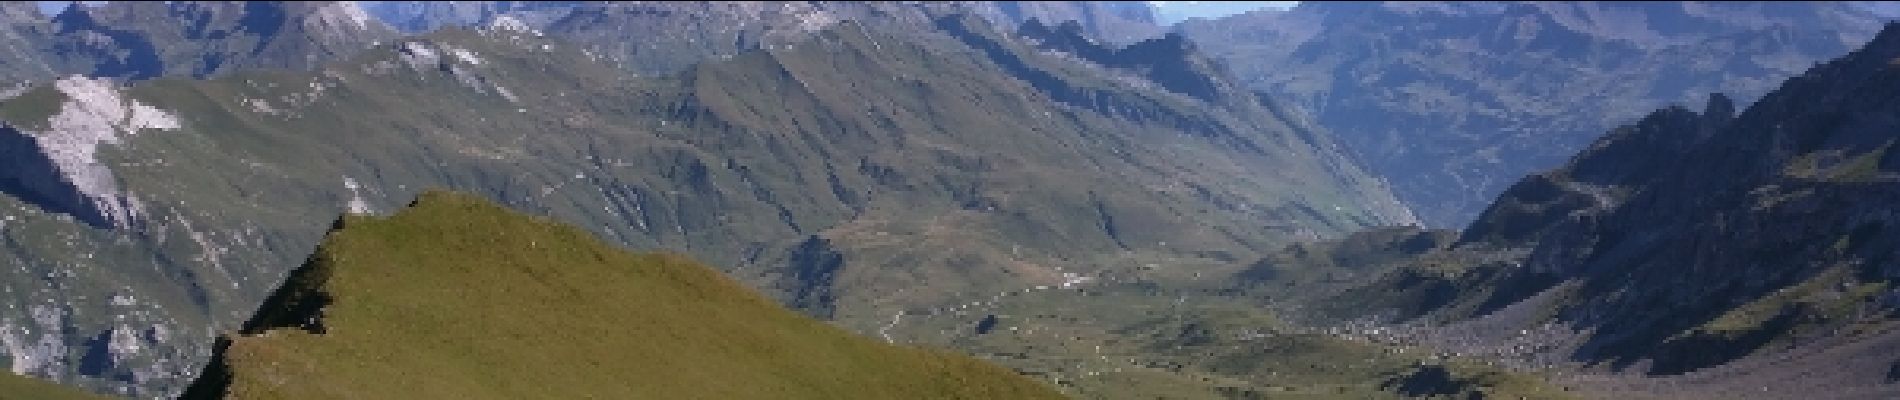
xmin=191 ymin=191 xmax=1061 ymax=399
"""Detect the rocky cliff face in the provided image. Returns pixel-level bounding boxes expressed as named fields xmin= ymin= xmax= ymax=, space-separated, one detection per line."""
xmin=1288 ymin=22 xmax=1900 ymax=398
xmin=1180 ymin=1 xmax=1884 ymax=227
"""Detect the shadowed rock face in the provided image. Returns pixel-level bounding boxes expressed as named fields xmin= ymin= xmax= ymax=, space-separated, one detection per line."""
xmin=1290 ymin=22 xmax=1900 ymax=393
xmin=1181 ymin=1 xmax=1884 ymax=227
xmin=0 ymin=123 xmax=110 ymax=227
xmin=780 ymin=235 xmax=845 ymax=319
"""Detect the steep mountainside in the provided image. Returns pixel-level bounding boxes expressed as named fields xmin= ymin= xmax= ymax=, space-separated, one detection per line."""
xmin=178 ymin=191 xmax=1063 ymax=400
xmin=0 ymin=14 xmax=1407 ymax=397
xmin=1180 ymin=1 xmax=1884 ymax=226
xmin=1269 ymin=22 xmax=1900 ymax=400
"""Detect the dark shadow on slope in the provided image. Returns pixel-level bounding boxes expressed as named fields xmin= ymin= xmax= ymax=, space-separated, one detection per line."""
xmin=0 ymin=124 xmax=114 ymax=228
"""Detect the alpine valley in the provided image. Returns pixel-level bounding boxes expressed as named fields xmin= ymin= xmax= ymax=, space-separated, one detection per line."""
xmin=0 ymin=2 xmax=1892 ymax=400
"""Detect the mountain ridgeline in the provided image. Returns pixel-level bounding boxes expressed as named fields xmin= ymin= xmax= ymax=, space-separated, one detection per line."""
xmin=0 ymin=5 xmax=1408 ymax=396
xmin=364 ymin=1 xmax=1164 ymax=76
xmin=176 ymin=191 xmax=1064 ymax=400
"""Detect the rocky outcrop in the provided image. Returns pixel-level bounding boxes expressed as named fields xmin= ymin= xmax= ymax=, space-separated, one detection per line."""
xmin=778 ymin=235 xmax=844 ymax=319
xmin=1016 ymin=18 xmax=1227 ymax=103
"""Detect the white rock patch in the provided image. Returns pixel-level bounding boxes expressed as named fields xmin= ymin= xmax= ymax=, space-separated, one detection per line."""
xmin=485 ymin=15 xmax=536 ymax=35
xmin=335 ymin=1 xmax=371 ymax=29
xmin=24 ymin=76 xmax=181 ymax=227
xmin=445 ymin=46 xmax=485 ymax=65
xmin=398 ymin=41 xmax=441 ymax=71
xmin=106 ymin=324 xmax=141 ymax=364
xmin=1 ymin=305 xmax=68 ymax=376
xmin=344 ymin=177 xmax=372 ymax=214
xmin=493 ymin=85 xmax=520 ymax=103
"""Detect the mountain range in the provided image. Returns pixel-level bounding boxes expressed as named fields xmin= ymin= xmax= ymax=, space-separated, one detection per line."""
xmin=0 ymin=1 xmax=393 ymax=84
xmin=1181 ymin=1 xmax=1886 ymax=226
xmin=0 ymin=2 xmax=1409 ymax=397
xmin=0 ymin=1 xmax=1896 ymax=399
xmin=1245 ymin=20 xmax=1900 ymax=400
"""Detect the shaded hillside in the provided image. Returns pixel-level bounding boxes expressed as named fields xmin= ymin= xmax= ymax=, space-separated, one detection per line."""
xmin=0 ymin=13 xmax=1405 ymax=396
xmin=1180 ymin=1 xmax=1884 ymax=226
xmin=179 ymin=191 xmax=1063 ymax=400
xmin=1265 ymin=21 xmax=1900 ymax=399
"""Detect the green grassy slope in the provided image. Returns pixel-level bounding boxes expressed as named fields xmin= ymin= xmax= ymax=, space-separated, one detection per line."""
xmin=182 ymin=191 xmax=1062 ymax=400
xmin=0 ymin=373 xmax=109 ymax=400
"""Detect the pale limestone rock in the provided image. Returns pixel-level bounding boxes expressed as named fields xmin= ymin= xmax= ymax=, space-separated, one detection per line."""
xmin=22 ymin=76 xmax=182 ymax=227
xmin=398 ymin=41 xmax=441 ymax=70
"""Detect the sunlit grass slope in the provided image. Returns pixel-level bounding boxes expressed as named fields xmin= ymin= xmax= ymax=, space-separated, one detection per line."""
xmin=186 ymin=190 xmax=1063 ymax=399
xmin=0 ymin=373 xmax=109 ymax=400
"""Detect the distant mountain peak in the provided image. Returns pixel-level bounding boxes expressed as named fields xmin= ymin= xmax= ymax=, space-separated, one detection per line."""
xmin=1704 ymin=92 xmax=1737 ymax=120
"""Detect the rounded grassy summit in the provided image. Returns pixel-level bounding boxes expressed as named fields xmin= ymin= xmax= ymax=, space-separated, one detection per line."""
xmin=180 ymin=190 xmax=1062 ymax=399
